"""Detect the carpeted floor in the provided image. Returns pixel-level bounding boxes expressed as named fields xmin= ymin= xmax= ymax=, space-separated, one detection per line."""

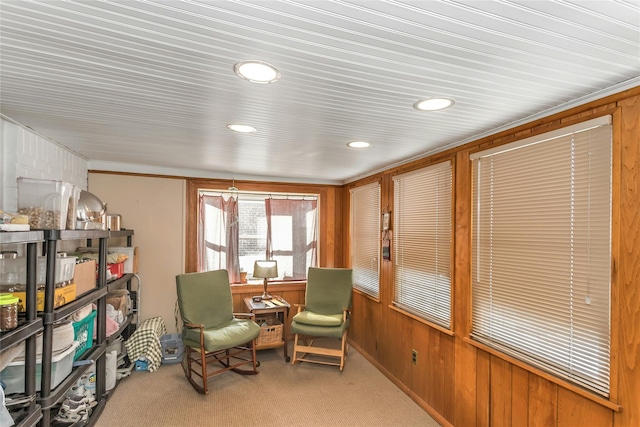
xmin=94 ymin=341 xmax=440 ymax=427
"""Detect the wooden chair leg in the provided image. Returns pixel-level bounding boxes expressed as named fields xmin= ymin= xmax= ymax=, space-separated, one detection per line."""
xmin=291 ymin=333 xmax=299 ymax=365
xmin=340 ymin=331 xmax=348 ymax=371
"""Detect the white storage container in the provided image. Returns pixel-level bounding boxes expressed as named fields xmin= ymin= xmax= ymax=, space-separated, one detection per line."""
xmin=36 ymin=255 xmax=77 ymax=285
xmin=17 ymin=177 xmax=74 ymax=230
xmin=0 ymin=341 xmax=79 ymax=395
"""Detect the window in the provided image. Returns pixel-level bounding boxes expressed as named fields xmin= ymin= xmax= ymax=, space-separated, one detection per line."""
xmin=393 ymin=161 xmax=453 ymax=329
xmin=198 ymin=191 xmax=318 ymax=283
xmin=350 ymin=182 xmax=380 ymax=298
xmin=470 ymin=116 xmax=612 ymax=397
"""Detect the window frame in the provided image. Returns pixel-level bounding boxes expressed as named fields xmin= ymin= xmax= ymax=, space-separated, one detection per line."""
xmin=469 ymin=115 xmax=613 ymax=398
xmin=185 ymin=179 xmax=333 ymax=280
xmin=392 ymin=160 xmax=454 ymax=330
xmin=350 ymin=181 xmax=381 ymax=299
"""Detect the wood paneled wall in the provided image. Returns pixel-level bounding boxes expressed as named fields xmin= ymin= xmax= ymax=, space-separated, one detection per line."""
xmin=345 ymin=87 xmax=640 ymax=427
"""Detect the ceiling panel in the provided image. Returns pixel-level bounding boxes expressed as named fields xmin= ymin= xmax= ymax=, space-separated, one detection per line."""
xmin=1 ymin=0 xmax=638 ymax=184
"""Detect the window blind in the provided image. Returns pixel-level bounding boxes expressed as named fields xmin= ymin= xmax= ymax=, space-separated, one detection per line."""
xmin=350 ymin=182 xmax=380 ymax=299
xmin=470 ymin=116 xmax=612 ymax=396
xmin=393 ymin=161 xmax=452 ymax=329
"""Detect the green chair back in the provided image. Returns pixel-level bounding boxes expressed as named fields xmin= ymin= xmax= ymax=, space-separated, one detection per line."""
xmin=176 ymin=270 xmax=233 ymax=329
xmin=305 ymin=267 xmax=353 ymax=314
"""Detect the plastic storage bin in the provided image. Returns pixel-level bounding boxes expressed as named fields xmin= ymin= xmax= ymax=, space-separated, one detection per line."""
xmin=0 ymin=341 xmax=79 ymax=394
xmin=160 ymin=334 xmax=184 ymax=364
xmin=72 ymin=310 xmax=96 ymax=360
xmin=17 ymin=177 xmax=74 ymax=230
xmin=35 ymin=255 xmax=77 ymax=286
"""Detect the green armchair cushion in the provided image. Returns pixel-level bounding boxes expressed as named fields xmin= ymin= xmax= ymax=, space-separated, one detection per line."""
xmin=176 ymin=270 xmax=234 ymax=329
xmin=304 ymin=267 xmax=353 ymax=315
xmin=292 ymin=311 xmax=343 ymax=327
xmin=291 ymin=267 xmax=353 ymax=339
xmin=291 ymin=318 xmax=349 ymax=339
xmin=176 ymin=269 xmax=260 ymax=352
xmin=183 ymin=318 xmax=261 ymax=352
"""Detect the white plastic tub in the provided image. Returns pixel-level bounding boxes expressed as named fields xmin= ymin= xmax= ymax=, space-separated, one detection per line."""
xmin=0 ymin=341 xmax=79 ymax=395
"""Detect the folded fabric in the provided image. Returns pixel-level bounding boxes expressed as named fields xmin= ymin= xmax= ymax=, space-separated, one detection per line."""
xmin=93 ymin=308 xmax=120 ymax=339
xmin=70 ymin=304 xmax=93 ymax=322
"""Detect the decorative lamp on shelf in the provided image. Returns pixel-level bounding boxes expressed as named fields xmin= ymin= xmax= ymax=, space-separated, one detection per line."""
xmin=252 ymin=260 xmax=278 ymax=301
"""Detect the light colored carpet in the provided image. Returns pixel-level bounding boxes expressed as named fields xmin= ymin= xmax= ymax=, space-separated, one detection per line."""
xmin=94 ymin=341 xmax=440 ymax=427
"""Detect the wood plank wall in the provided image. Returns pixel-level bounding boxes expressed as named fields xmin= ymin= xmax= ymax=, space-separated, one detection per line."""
xmin=344 ymin=87 xmax=640 ymax=427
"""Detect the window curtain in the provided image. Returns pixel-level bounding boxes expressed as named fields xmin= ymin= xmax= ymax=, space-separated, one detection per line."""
xmin=265 ymin=199 xmax=318 ymax=280
xmin=198 ymin=194 xmax=240 ymax=282
xmin=350 ymin=182 xmax=380 ymax=298
xmin=393 ymin=161 xmax=452 ymax=329
xmin=470 ymin=116 xmax=612 ymax=396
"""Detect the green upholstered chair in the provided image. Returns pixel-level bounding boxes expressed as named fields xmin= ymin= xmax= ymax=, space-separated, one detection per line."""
xmin=291 ymin=267 xmax=353 ymax=371
xmin=176 ymin=269 xmax=261 ymax=394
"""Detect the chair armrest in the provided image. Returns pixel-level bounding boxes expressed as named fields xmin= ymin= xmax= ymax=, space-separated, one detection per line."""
xmin=183 ymin=322 xmax=206 ymax=348
xmin=183 ymin=322 xmax=204 ymax=330
xmin=294 ymin=303 xmax=306 ymax=314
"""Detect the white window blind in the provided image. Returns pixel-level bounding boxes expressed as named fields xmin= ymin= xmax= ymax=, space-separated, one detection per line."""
xmin=470 ymin=116 xmax=612 ymax=397
xmin=393 ymin=161 xmax=452 ymax=329
xmin=350 ymin=182 xmax=380 ymax=299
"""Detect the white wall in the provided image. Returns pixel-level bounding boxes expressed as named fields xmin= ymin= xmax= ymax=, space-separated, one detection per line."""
xmin=1 ymin=118 xmax=88 ymax=212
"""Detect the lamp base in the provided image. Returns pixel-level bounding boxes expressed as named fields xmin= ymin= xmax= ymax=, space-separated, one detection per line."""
xmin=261 ymin=293 xmax=273 ymax=300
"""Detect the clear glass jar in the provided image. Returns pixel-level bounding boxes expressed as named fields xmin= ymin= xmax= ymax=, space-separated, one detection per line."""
xmin=0 ymin=251 xmax=18 ymax=286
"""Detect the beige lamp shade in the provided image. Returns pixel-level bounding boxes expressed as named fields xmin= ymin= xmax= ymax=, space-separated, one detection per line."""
xmin=253 ymin=260 xmax=278 ymax=300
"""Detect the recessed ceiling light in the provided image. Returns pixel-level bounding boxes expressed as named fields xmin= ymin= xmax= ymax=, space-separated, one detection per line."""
xmin=227 ymin=124 xmax=256 ymax=133
xmin=347 ymin=141 xmax=370 ymax=148
xmin=234 ymin=60 xmax=281 ymax=84
xmin=413 ymin=97 xmax=455 ymax=111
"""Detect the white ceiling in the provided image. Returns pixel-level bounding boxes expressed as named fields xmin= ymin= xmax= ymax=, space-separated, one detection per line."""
xmin=1 ymin=1 xmax=639 ymax=185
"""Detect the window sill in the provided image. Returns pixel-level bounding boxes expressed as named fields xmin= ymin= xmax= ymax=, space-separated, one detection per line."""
xmin=462 ymin=336 xmax=622 ymax=413
xmin=230 ymin=281 xmax=306 ymax=294
xmin=353 ymin=288 xmax=380 ymax=303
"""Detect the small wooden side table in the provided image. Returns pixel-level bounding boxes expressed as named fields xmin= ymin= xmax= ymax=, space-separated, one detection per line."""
xmin=244 ymin=296 xmax=291 ymax=362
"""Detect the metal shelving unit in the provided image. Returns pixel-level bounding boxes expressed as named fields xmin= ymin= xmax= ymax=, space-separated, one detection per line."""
xmin=0 ymin=231 xmax=43 ymax=427
xmin=2 ymin=228 xmax=136 ymax=426
xmin=38 ymin=229 xmax=109 ymax=426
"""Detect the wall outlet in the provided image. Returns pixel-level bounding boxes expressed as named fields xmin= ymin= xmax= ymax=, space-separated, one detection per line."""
xmin=412 ymin=349 xmax=417 ymax=365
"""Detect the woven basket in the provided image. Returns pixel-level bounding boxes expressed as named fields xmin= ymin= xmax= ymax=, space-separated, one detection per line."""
xmin=256 ymin=316 xmax=283 ymax=346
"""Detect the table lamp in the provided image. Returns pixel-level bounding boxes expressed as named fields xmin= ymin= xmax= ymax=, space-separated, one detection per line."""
xmin=253 ymin=260 xmax=278 ymax=301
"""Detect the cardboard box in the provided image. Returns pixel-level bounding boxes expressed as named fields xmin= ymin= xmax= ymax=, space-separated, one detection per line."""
xmin=73 ymin=260 xmax=97 ymax=296
xmin=108 ymin=246 xmax=138 ymax=273
xmin=12 ymin=284 xmax=76 ymax=312
xmin=106 ymin=289 xmax=130 ymax=315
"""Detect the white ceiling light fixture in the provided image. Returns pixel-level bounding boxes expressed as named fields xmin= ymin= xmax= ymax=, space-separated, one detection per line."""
xmin=227 ymin=124 xmax=256 ymax=133
xmin=347 ymin=141 xmax=370 ymax=148
xmin=413 ymin=97 xmax=455 ymax=111
xmin=234 ymin=60 xmax=281 ymax=84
